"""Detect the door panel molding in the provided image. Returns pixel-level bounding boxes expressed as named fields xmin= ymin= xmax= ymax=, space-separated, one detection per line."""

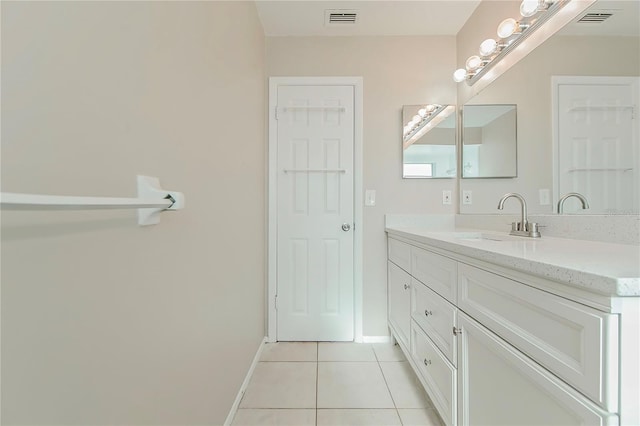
xmin=267 ymin=76 xmax=363 ymax=342
xmin=551 ymin=76 xmax=639 ymax=213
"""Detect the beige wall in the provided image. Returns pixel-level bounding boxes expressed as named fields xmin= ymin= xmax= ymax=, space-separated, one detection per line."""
xmin=1 ymin=2 xmax=265 ymax=424
xmin=479 ymin=109 xmax=517 ymax=177
xmin=267 ymin=36 xmax=457 ymax=336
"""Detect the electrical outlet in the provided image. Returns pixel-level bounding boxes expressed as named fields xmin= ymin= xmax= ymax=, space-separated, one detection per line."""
xmin=443 ymin=190 xmax=452 ymax=205
xmin=539 ymin=189 xmax=550 ymax=205
xmin=463 ymin=190 xmax=472 ymax=205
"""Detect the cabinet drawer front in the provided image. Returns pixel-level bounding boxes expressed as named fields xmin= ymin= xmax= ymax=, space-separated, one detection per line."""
xmin=388 ymin=237 xmax=411 ymax=272
xmin=388 ymin=261 xmax=411 ymax=349
xmin=458 ymin=263 xmax=619 ymax=411
xmin=412 ymin=247 xmax=457 ymax=303
xmin=411 ymin=323 xmax=457 ymax=426
xmin=458 ymin=313 xmax=618 ymax=426
xmin=412 ymin=279 xmax=457 ymax=366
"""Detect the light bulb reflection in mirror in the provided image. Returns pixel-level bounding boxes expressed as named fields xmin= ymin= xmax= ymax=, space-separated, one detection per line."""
xmin=520 ymin=0 xmax=540 ymax=17
xmin=466 ymin=55 xmax=483 ymax=71
xmin=497 ymin=18 xmax=518 ymax=38
xmin=479 ymin=38 xmax=498 ymax=57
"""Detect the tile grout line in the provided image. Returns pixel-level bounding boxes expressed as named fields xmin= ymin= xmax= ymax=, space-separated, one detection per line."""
xmin=374 ymin=344 xmax=406 ymax=425
xmin=376 ymin=357 xmax=404 ymax=426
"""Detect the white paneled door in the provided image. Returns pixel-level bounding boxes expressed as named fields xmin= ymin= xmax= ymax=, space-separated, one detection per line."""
xmin=556 ymin=77 xmax=638 ymax=214
xmin=276 ymin=84 xmax=355 ymax=341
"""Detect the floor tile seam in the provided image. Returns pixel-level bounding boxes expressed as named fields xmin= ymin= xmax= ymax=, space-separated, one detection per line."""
xmin=376 ymin=358 xmax=403 ymax=423
xmin=236 ymin=408 xmax=317 ymax=411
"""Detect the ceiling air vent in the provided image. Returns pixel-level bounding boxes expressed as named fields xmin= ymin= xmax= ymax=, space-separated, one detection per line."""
xmin=577 ymin=12 xmax=614 ymax=24
xmin=325 ymin=10 xmax=357 ymax=26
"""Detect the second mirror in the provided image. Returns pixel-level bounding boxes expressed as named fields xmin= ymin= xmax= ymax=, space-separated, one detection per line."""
xmin=462 ymin=104 xmax=517 ymax=178
xmin=402 ymin=104 xmax=456 ymax=179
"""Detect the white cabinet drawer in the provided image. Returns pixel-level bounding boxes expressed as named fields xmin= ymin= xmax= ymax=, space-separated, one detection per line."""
xmin=458 ymin=263 xmax=619 ymax=411
xmin=412 ymin=247 xmax=457 ymax=304
xmin=411 ymin=322 xmax=457 ymax=426
xmin=388 ymin=237 xmax=411 ymax=273
xmin=411 ymin=280 xmax=457 ymax=366
xmin=388 ymin=261 xmax=411 ymax=349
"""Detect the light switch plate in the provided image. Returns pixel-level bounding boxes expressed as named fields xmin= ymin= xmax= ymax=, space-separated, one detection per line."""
xmin=539 ymin=189 xmax=551 ymax=205
xmin=365 ymin=189 xmax=376 ymax=206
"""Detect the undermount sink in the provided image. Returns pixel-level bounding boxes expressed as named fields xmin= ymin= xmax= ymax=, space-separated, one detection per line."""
xmin=452 ymin=232 xmax=525 ymax=242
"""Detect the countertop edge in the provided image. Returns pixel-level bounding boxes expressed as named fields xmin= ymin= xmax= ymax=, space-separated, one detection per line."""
xmin=386 ymin=227 xmax=640 ymax=298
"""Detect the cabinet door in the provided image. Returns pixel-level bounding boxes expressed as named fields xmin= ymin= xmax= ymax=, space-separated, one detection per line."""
xmin=388 ymin=261 xmax=411 ymax=349
xmin=458 ymin=263 xmax=618 ymax=410
xmin=457 ymin=313 xmax=618 ymax=426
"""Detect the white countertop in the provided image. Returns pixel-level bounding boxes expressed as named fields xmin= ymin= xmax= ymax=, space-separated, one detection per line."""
xmin=386 ymin=226 xmax=640 ymax=297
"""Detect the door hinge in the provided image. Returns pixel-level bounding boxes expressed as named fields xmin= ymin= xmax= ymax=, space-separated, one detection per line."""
xmin=453 ymin=327 xmax=462 ymax=336
xmin=274 ymin=294 xmax=278 ymax=311
xmin=275 ymin=106 xmax=280 ymax=120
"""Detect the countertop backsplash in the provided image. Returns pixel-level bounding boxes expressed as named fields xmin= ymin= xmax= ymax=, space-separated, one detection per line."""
xmin=386 ymin=214 xmax=640 ymax=246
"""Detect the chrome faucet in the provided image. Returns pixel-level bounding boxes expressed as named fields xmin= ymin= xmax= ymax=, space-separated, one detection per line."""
xmin=497 ymin=192 xmax=541 ymax=238
xmin=557 ymin=192 xmax=590 ymax=214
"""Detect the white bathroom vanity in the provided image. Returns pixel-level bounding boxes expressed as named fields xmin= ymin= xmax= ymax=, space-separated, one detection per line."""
xmin=386 ymin=217 xmax=639 ymax=426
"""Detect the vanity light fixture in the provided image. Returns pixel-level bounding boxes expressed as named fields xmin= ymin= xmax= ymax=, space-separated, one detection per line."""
xmin=453 ymin=0 xmax=568 ymax=86
xmin=403 ymin=105 xmax=455 ymax=148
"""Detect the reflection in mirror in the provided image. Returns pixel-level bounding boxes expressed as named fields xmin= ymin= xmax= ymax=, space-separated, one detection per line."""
xmin=458 ymin=0 xmax=639 ymax=214
xmin=402 ymin=105 xmax=456 ymax=179
xmin=462 ymin=104 xmax=517 ymax=178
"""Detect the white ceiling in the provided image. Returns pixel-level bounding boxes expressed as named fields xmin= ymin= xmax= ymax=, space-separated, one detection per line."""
xmin=560 ymin=0 xmax=639 ymax=36
xmin=255 ymin=1 xmax=482 ymax=37
xmin=255 ymin=0 xmax=638 ymax=38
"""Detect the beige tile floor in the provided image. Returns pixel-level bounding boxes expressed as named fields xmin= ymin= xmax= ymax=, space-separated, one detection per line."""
xmin=232 ymin=342 xmax=445 ymax=426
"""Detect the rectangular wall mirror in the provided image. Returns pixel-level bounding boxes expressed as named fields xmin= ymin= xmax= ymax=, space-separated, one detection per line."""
xmin=402 ymin=104 xmax=456 ymax=178
xmin=462 ymin=104 xmax=517 ymax=178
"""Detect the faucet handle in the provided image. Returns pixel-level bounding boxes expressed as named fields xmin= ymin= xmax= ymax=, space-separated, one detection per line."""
xmin=527 ymin=222 xmax=541 ymax=238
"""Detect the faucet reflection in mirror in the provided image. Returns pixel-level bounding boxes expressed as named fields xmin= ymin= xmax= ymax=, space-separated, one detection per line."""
xmin=557 ymin=192 xmax=589 ymax=214
xmin=453 ymin=0 xmax=573 ymax=85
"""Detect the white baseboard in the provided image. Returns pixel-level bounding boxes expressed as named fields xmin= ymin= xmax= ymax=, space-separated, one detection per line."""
xmin=362 ymin=335 xmax=391 ymax=343
xmin=224 ymin=336 xmax=267 ymax=426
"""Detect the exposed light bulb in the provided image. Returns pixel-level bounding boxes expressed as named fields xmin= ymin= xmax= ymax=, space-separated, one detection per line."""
xmin=497 ymin=18 xmax=518 ymax=39
xmin=425 ymin=104 xmax=437 ymax=112
xmin=412 ymin=114 xmax=421 ymax=123
xmin=466 ymin=55 xmax=483 ymax=71
xmin=520 ymin=0 xmax=540 ymax=17
xmin=418 ymin=108 xmax=427 ymax=117
xmin=479 ymin=38 xmax=498 ymax=57
xmin=453 ymin=68 xmax=467 ymax=83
